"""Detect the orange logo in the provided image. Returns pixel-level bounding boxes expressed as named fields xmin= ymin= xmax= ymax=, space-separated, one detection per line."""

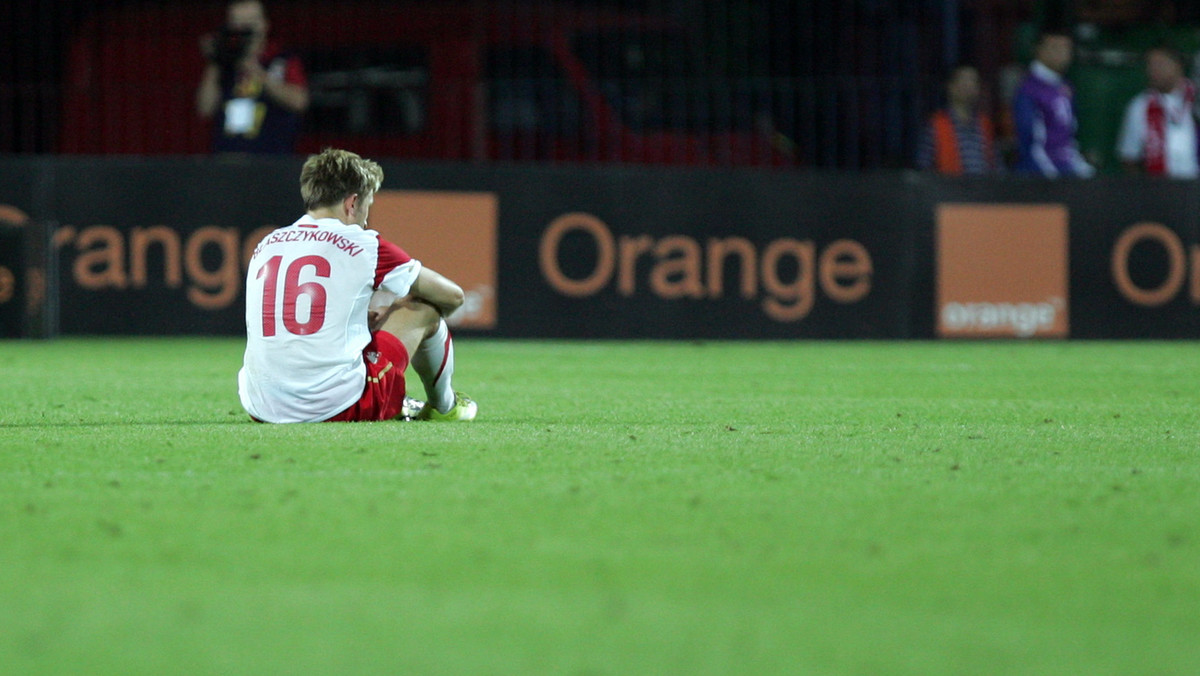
xmin=369 ymin=190 xmax=498 ymax=329
xmin=936 ymin=204 xmax=1069 ymax=338
xmin=1111 ymin=222 xmax=1200 ymax=307
xmin=537 ymin=212 xmax=873 ymax=322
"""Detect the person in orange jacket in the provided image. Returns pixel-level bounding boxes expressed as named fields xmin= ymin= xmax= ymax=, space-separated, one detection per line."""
xmin=916 ymin=64 xmax=1000 ymax=175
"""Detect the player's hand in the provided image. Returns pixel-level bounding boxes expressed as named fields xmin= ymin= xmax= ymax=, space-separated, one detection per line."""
xmin=367 ymin=309 xmax=384 ymax=331
xmin=367 ymin=288 xmax=399 ymax=331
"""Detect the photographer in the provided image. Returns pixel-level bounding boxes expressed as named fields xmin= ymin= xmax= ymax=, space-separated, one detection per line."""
xmin=195 ymin=0 xmax=309 ymax=154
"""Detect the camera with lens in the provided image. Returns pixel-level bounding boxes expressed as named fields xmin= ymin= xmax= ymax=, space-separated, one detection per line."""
xmin=211 ymin=26 xmax=255 ymax=69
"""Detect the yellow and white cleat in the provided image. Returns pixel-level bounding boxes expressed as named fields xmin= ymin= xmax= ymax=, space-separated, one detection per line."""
xmin=417 ymin=392 xmax=478 ymax=422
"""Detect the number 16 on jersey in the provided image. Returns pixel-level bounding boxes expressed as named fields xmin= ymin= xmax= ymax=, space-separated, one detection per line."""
xmin=255 ymin=254 xmax=331 ymax=337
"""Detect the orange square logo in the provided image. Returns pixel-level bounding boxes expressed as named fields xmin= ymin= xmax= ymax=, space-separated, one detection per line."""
xmin=937 ymin=204 xmax=1069 ymax=338
xmin=370 ymin=190 xmax=498 ymax=329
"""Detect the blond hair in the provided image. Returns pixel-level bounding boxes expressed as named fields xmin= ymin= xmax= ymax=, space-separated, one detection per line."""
xmin=299 ymin=148 xmax=384 ymax=210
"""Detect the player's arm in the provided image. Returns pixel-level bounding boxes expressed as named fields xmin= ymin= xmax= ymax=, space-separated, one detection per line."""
xmin=373 ymin=236 xmax=462 ymax=317
xmin=409 ymin=267 xmax=465 ymax=317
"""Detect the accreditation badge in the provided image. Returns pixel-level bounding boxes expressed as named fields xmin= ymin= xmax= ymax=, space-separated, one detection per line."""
xmin=224 ymin=98 xmax=257 ymax=134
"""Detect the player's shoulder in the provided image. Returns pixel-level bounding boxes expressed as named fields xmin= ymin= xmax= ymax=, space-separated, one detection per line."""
xmin=358 ymin=229 xmax=410 ymax=266
xmin=330 ymin=223 xmax=385 ymax=255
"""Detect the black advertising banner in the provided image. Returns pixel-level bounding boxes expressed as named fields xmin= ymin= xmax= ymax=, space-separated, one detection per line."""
xmin=8 ymin=156 xmax=306 ymax=335
xmin=2 ymin=157 xmax=1200 ymax=339
xmin=475 ymin=166 xmax=920 ymax=338
xmin=0 ymin=158 xmax=922 ymax=338
xmin=0 ymin=165 xmax=36 ymax=337
xmin=0 ymin=222 xmax=24 ymax=338
xmin=910 ymin=175 xmax=1200 ymax=339
xmin=1064 ymin=178 xmax=1200 ymax=338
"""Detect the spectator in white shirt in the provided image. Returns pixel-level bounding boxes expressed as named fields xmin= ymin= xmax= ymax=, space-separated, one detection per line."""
xmin=1116 ymin=46 xmax=1199 ymax=178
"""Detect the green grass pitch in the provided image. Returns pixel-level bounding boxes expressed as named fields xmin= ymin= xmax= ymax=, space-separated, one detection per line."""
xmin=1 ymin=338 xmax=1198 ymax=675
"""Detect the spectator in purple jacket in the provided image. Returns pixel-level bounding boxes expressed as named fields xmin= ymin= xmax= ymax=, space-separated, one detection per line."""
xmin=1013 ymin=30 xmax=1095 ymax=177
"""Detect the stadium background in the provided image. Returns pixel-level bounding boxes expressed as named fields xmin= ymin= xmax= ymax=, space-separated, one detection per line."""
xmin=0 ymin=0 xmax=1085 ymax=165
xmin=3 ymin=5 xmax=1200 ymax=674
xmin=3 ymin=0 xmax=1200 ymax=338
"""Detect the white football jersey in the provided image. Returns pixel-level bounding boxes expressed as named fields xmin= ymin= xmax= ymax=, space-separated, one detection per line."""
xmin=238 ymin=216 xmax=421 ymax=422
xmin=1116 ymin=88 xmax=1200 ymax=178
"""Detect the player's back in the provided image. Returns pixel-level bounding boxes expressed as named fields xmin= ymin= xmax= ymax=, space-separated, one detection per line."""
xmin=238 ymin=216 xmax=382 ymax=422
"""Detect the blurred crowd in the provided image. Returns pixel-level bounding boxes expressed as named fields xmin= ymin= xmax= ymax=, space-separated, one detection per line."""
xmin=918 ymin=26 xmax=1200 ymax=179
xmin=10 ymin=0 xmax=1200 ymax=174
xmin=197 ymin=0 xmax=1200 ymax=177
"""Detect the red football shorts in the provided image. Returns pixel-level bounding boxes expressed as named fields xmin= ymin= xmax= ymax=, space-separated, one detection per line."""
xmin=324 ymin=330 xmax=411 ymax=422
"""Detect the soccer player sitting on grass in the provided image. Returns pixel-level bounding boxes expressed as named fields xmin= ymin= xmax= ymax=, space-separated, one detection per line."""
xmin=238 ymin=147 xmax=477 ymax=423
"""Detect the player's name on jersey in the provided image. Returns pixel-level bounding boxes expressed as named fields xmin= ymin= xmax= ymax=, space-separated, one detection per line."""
xmin=254 ymin=227 xmax=365 ymax=259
